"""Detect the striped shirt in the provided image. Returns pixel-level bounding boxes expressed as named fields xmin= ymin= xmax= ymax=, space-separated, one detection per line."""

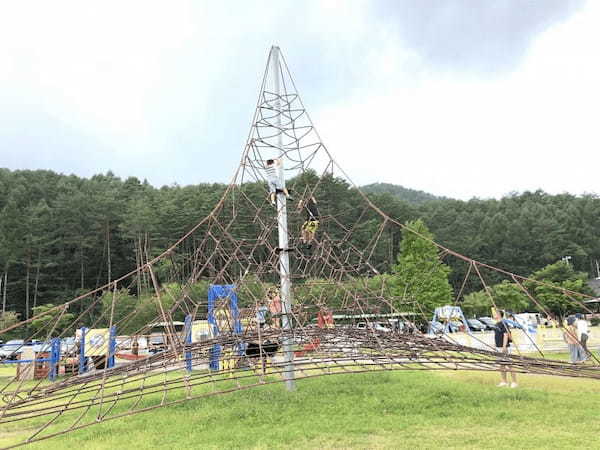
xmin=265 ymin=164 xmax=278 ymax=182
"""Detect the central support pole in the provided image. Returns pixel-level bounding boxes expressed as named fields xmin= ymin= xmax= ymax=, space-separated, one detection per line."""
xmin=271 ymin=46 xmax=296 ymax=391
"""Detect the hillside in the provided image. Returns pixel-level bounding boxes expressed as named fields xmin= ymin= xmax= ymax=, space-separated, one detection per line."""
xmin=2 ymin=168 xmax=600 ymax=321
xmin=361 ymin=182 xmax=447 ymax=204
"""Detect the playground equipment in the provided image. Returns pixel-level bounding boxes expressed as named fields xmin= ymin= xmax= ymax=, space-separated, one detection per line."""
xmin=207 ymin=284 xmax=242 ymax=371
xmin=429 ymin=305 xmax=471 ymax=335
xmin=295 ymin=309 xmax=333 ymax=356
xmin=2 ymin=46 xmax=600 ymax=448
xmin=2 ymin=339 xmax=61 ymax=381
xmin=77 ymin=326 xmax=117 ymax=374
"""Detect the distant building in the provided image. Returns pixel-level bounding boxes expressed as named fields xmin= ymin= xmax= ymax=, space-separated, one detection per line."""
xmin=587 ymin=278 xmax=600 ymax=296
xmin=584 ymin=279 xmax=600 ymax=314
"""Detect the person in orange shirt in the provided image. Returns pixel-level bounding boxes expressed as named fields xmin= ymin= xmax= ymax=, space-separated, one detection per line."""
xmin=267 ymin=288 xmax=282 ymax=328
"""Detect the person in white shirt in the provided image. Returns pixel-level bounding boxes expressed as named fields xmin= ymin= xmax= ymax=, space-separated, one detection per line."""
xmin=256 ymin=303 xmax=269 ymax=329
xmin=575 ymin=313 xmax=590 ymax=360
xmin=265 ymin=158 xmax=290 ymax=205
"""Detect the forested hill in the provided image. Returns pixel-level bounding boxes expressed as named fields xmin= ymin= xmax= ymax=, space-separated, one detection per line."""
xmin=361 ymin=182 xmax=447 ymax=204
xmin=1 ymin=168 xmax=600 ymax=321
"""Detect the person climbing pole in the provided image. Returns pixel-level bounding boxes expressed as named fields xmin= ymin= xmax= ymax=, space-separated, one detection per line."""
xmin=265 ymin=158 xmax=290 ymax=205
xmin=299 ymin=196 xmax=319 ymax=248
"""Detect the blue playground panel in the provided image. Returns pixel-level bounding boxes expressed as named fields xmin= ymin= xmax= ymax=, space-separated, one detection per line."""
xmin=207 ymin=284 xmax=242 ymax=371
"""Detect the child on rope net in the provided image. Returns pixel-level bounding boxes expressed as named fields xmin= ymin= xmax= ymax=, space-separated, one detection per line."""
xmin=299 ymin=196 xmax=320 ymax=249
xmin=256 ymin=301 xmax=269 ymax=330
xmin=246 ymin=302 xmax=280 ymax=378
xmin=265 ymin=158 xmax=291 ymax=205
xmin=267 ymin=288 xmax=282 ymax=329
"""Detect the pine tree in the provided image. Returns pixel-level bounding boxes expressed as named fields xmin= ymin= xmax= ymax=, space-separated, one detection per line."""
xmin=390 ymin=219 xmax=453 ymax=314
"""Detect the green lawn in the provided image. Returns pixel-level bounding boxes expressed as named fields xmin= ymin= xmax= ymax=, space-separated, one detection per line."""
xmin=0 ymin=365 xmax=17 ymax=379
xmin=2 ymin=359 xmax=600 ymax=449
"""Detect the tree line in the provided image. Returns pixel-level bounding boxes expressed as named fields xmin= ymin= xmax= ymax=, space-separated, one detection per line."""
xmin=1 ymin=168 xmax=599 ymax=324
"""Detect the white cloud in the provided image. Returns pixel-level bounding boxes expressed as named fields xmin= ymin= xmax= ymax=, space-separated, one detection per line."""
xmin=0 ymin=2 xmax=204 ymax=152
xmin=0 ymin=1 xmax=597 ymax=197
xmin=314 ymin=2 xmax=600 ymax=199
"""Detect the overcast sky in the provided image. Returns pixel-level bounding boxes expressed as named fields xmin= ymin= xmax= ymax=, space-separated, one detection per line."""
xmin=1 ymin=0 xmax=597 ymax=200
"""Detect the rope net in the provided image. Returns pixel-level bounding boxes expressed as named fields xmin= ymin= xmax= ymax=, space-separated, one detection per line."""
xmin=1 ymin=46 xmax=598 ymax=448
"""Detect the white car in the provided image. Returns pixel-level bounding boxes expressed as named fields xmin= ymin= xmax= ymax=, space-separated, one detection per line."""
xmin=32 ymin=341 xmax=53 ymax=353
xmin=356 ymin=322 xmax=392 ymax=333
xmin=0 ymin=340 xmax=25 ymax=360
xmin=61 ymin=337 xmax=77 ymax=356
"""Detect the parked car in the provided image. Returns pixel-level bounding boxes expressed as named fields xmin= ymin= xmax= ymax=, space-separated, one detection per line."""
xmin=502 ymin=318 xmax=523 ymax=330
xmin=429 ymin=320 xmax=470 ymax=334
xmin=31 ymin=341 xmax=53 ymax=353
xmin=429 ymin=321 xmax=444 ymax=334
xmin=148 ymin=334 xmax=167 ymax=353
xmin=356 ymin=322 xmax=392 ymax=333
xmin=0 ymin=339 xmax=25 ymax=360
xmin=513 ymin=313 xmax=540 ymax=333
xmin=466 ymin=319 xmax=487 ymax=332
xmin=61 ymin=337 xmax=77 ymax=356
xmin=478 ymin=317 xmax=497 ymax=330
xmin=447 ymin=321 xmax=465 ymax=332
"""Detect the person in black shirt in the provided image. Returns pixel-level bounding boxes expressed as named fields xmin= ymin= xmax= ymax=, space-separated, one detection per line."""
xmin=494 ymin=310 xmax=517 ymax=388
xmin=299 ymin=196 xmax=319 ymax=248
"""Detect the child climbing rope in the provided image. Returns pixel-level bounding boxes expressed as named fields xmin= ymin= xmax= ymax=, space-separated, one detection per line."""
xmin=299 ymin=196 xmax=319 ymax=248
xmin=265 ymin=158 xmax=290 ymax=205
xmin=267 ymin=288 xmax=282 ymax=328
xmin=256 ymin=302 xmax=269 ymax=329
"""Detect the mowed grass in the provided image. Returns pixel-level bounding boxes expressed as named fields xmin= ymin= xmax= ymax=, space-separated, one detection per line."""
xmin=2 ymin=360 xmax=600 ymax=450
xmin=0 ymin=365 xmax=17 ymax=379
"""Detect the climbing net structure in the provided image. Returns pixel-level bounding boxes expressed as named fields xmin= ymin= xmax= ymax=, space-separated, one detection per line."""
xmin=1 ymin=46 xmax=599 ymax=448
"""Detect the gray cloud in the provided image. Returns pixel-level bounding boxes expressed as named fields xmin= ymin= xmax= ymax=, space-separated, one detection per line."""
xmin=371 ymin=0 xmax=585 ymax=74
xmin=0 ymin=108 xmax=110 ymax=178
xmin=0 ymin=0 xmax=594 ymax=194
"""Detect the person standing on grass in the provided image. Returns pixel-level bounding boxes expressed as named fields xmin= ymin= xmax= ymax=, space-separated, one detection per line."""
xmin=564 ymin=316 xmax=584 ymax=363
xmin=494 ymin=310 xmax=517 ymax=388
xmin=575 ymin=313 xmax=590 ymax=361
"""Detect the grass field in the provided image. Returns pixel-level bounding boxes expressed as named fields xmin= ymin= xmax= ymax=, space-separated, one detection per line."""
xmin=2 ymin=354 xmax=600 ymax=450
xmin=0 ymin=366 xmax=15 ymax=378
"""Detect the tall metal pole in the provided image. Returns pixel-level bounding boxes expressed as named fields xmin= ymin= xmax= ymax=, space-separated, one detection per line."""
xmin=271 ymin=46 xmax=296 ymax=391
xmin=0 ymin=272 xmax=4 ymax=313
